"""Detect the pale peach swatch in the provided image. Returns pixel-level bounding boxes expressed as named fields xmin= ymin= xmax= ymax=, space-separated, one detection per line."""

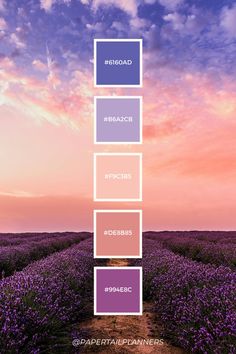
xmin=94 ymin=154 xmax=142 ymax=201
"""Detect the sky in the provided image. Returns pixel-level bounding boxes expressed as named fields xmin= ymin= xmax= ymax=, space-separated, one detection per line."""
xmin=0 ymin=0 xmax=236 ymax=232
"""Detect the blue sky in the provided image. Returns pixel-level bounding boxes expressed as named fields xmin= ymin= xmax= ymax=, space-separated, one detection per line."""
xmin=0 ymin=0 xmax=236 ymax=79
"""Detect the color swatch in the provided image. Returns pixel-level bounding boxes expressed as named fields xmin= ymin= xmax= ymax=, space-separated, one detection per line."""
xmin=94 ymin=210 xmax=142 ymax=258
xmin=94 ymin=267 xmax=142 ymax=315
xmin=94 ymin=96 xmax=142 ymax=144
xmin=94 ymin=153 xmax=142 ymax=201
xmin=94 ymin=39 xmax=142 ymax=87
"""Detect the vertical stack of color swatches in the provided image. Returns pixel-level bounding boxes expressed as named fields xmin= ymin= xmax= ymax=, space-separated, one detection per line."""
xmin=93 ymin=39 xmax=143 ymax=315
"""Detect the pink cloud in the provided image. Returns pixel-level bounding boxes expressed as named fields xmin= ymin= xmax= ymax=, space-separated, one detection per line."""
xmin=0 ymin=57 xmax=93 ymax=129
xmin=32 ymin=59 xmax=48 ymax=72
xmin=159 ymin=0 xmax=184 ymax=11
xmin=221 ymin=3 xmax=236 ymax=38
xmin=92 ymin=0 xmax=138 ymax=17
xmin=0 ymin=16 xmax=7 ymax=30
xmin=40 ymin=0 xmax=55 ymax=12
xmin=9 ymin=33 xmax=26 ymax=49
xmin=142 ymin=73 xmax=236 ymax=186
xmin=0 ymin=0 xmax=6 ymax=12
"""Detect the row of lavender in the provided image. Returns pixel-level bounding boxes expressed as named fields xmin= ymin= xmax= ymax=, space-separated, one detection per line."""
xmin=133 ymin=238 xmax=236 ymax=353
xmin=146 ymin=231 xmax=236 ymax=243
xmin=145 ymin=231 xmax=236 ymax=268
xmin=0 ymin=232 xmax=82 ymax=246
xmin=0 ymin=232 xmax=91 ymax=277
xmin=0 ymin=238 xmax=94 ymax=353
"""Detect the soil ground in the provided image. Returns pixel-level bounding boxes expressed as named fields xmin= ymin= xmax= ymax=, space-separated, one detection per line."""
xmin=78 ymin=259 xmax=186 ymax=354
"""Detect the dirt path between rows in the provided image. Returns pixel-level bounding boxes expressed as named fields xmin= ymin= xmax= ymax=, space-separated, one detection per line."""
xmin=79 ymin=259 xmax=186 ymax=354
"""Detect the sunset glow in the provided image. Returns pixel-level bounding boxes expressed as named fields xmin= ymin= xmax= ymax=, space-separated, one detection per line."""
xmin=0 ymin=0 xmax=236 ymax=232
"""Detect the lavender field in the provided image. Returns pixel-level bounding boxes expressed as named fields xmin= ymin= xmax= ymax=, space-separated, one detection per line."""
xmin=0 ymin=232 xmax=90 ymax=277
xmin=133 ymin=234 xmax=236 ymax=354
xmin=0 ymin=231 xmax=235 ymax=353
xmin=0 ymin=235 xmax=95 ymax=353
xmin=145 ymin=231 xmax=236 ymax=268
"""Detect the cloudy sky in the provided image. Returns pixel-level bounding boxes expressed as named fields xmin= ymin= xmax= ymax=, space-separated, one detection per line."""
xmin=0 ymin=0 xmax=236 ymax=232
